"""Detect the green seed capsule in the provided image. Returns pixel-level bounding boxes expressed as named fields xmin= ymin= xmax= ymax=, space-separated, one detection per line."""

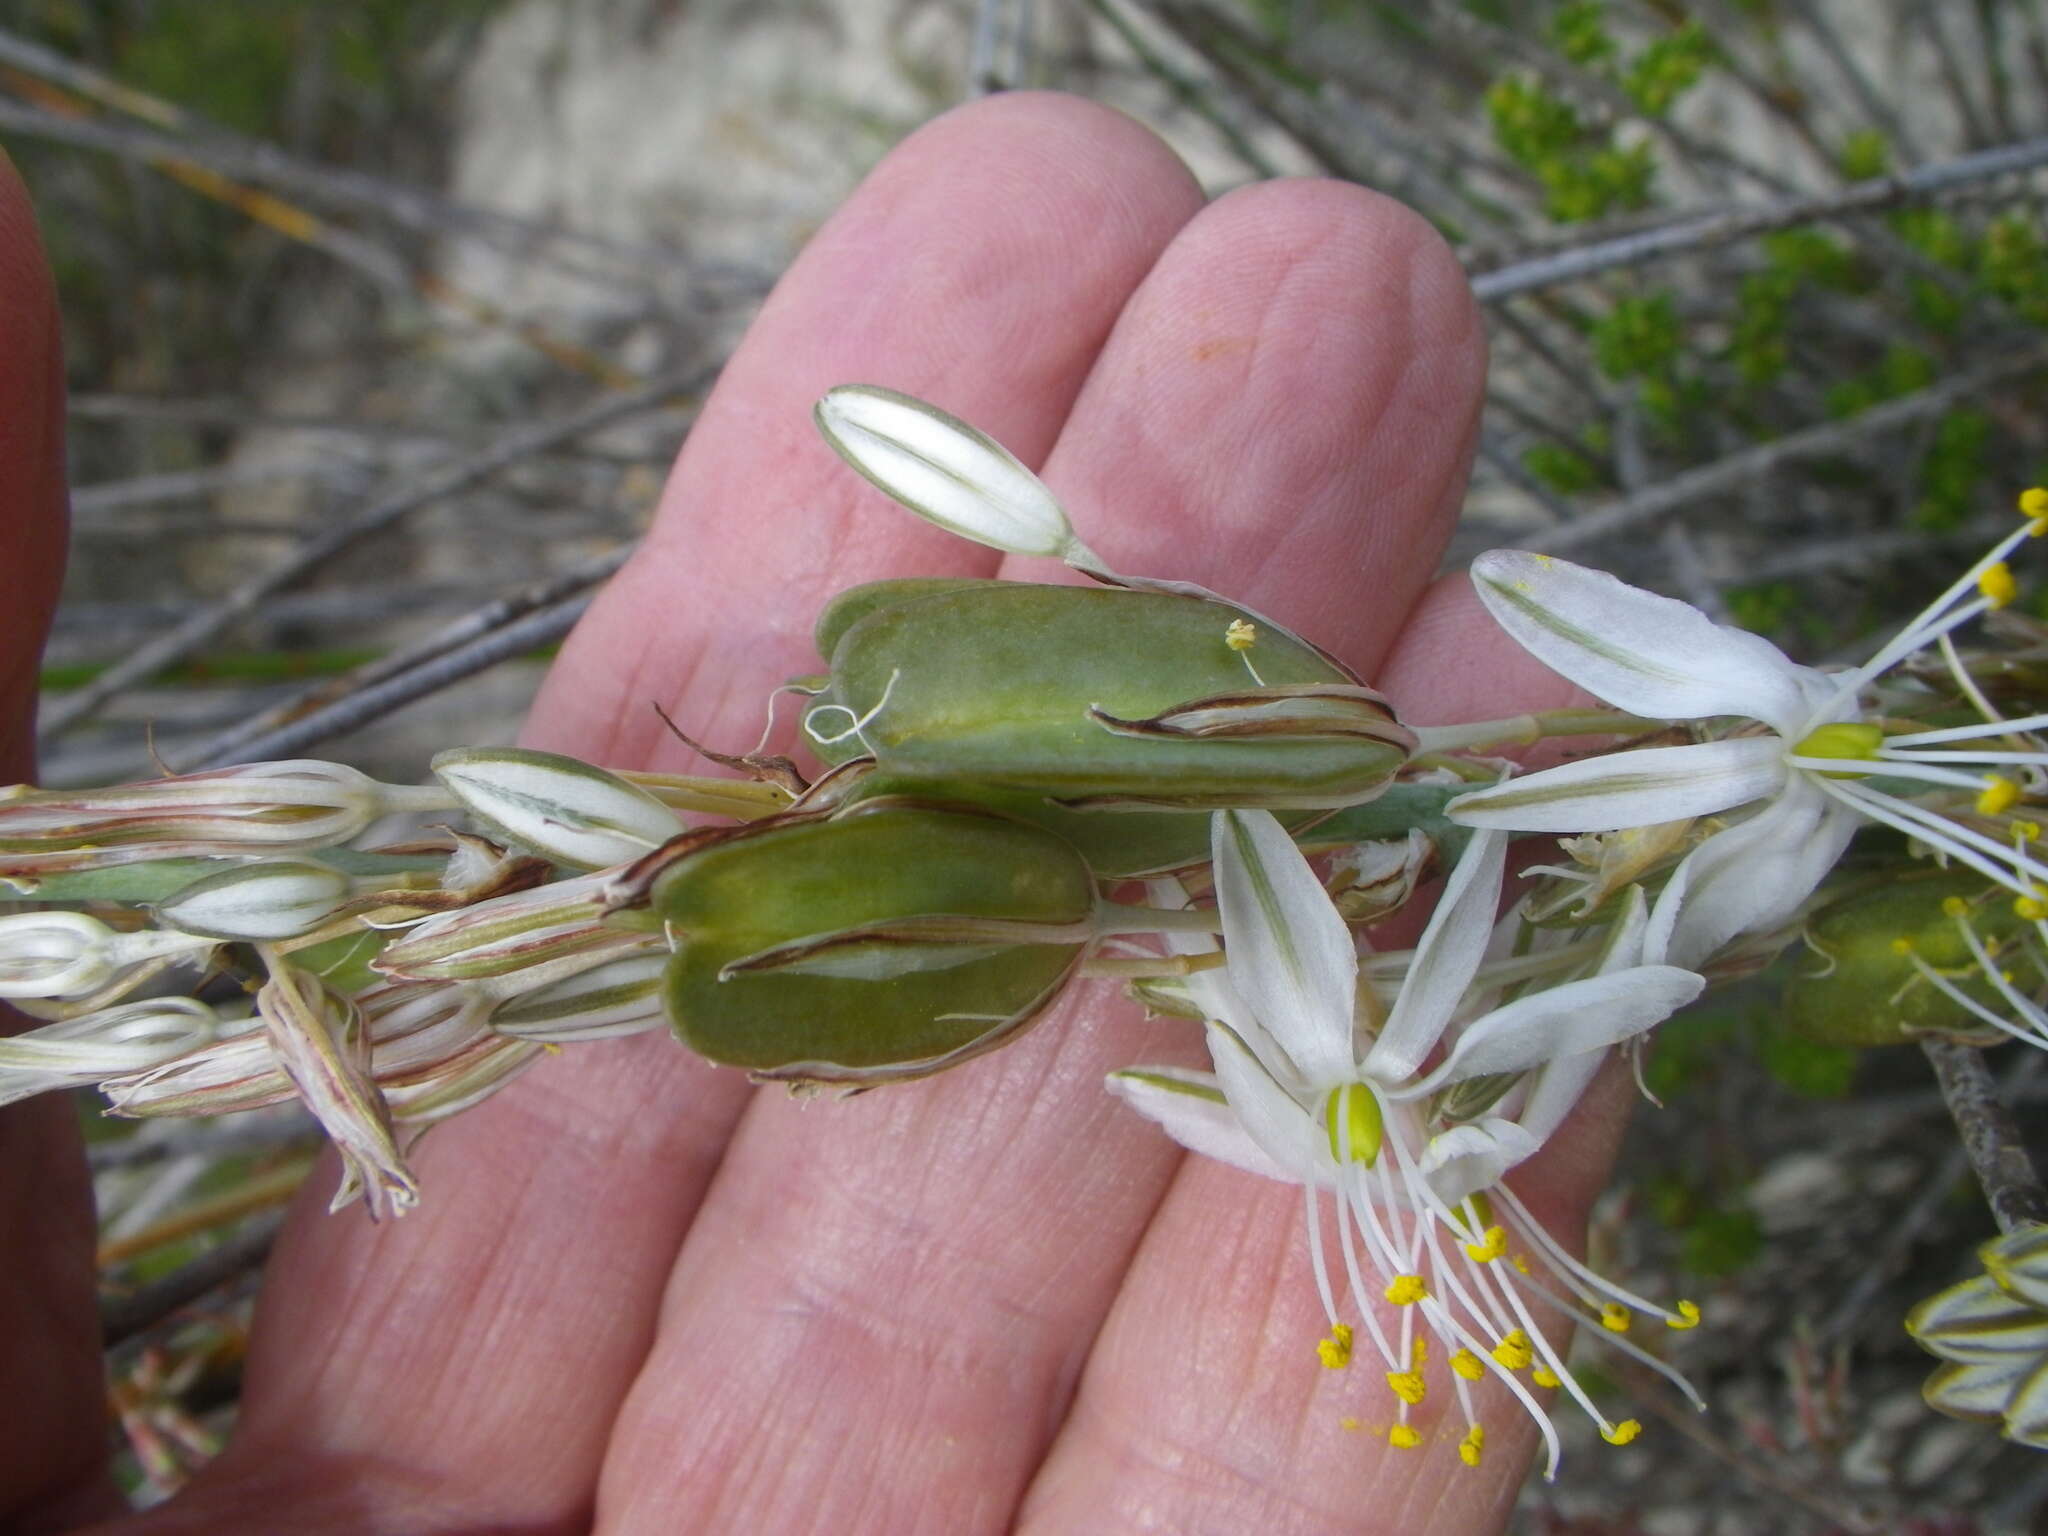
xmin=802 ymin=581 xmax=1412 ymax=874
xmin=1785 ymin=870 xmax=2032 ymax=1046
xmin=648 ymin=800 xmax=1096 ymax=1085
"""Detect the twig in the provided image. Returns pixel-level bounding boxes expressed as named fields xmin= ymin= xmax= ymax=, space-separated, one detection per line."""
xmin=186 ymin=591 xmax=596 ymax=767
xmin=100 ymin=1214 xmax=281 ymax=1348
xmin=87 ymin=1116 xmax=318 ymax=1172
xmin=1089 ymin=0 xmax=1281 ymax=178
xmin=67 ymin=393 xmax=668 ymax=466
xmin=1922 ymin=1038 xmax=2048 ymax=1234
xmin=1469 ymin=135 xmax=2048 ymax=300
xmin=969 ymin=0 xmax=1037 ymax=96
xmin=96 ymin=1161 xmax=310 ymax=1268
xmin=37 ymin=365 xmax=712 ymax=741
xmin=1783 ymin=0 xmax=1927 ymax=164
xmin=69 ymin=459 xmax=375 ymax=517
xmin=1475 ymin=431 xmax=1570 ymax=527
xmin=49 ymin=582 xmax=564 ymax=641
xmin=180 ymin=545 xmax=633 ymax=770
xmin=1525 ymin=343 xmax=2048 ymax=554
xmin=0 ymin=30 xmax=657 ymax=285
xmin=1920 ymin=0 xmax=1995 ymax=149
xmin=1820 ymin=1141 xmax=1974 ymax=1345
xmin=1418 ymin=0 xmax=1784 ymax=199
xmin=1628 ymin=0 xmax=1836 ymax=183
xmin=1742 ymin=515 xmax=2014 ymax=584
xmin=1143 ymin=1 xmax=1353 ymax=177
xmin=1612 ymin=1360 xmax=1887 ymax=1535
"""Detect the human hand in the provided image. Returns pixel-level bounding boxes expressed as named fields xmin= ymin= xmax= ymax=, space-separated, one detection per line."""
xmin=4 ymin=93 xmax=1619 ymax=1535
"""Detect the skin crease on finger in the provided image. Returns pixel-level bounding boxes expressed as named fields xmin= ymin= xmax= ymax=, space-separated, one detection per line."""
xmin=16 ymin=92 xmax=1632 ymax=1536
xmin=581 ymin=179 xmax=1504 ymax=1536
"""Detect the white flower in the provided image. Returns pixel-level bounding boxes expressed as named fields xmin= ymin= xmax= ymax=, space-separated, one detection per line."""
xmin=1447 ymin=519 xmax=2048 ymax=968
xmin=1108 ymin=810 xmax=1704 ymax=1475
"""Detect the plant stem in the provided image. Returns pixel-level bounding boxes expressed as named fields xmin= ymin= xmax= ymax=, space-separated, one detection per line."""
xmin=1922 ymin=1037 xmax=2048 ymax=1234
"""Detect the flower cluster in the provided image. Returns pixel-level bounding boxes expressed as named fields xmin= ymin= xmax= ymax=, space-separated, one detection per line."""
xmin=9 ymin=388 xmax=2048 ymax=1483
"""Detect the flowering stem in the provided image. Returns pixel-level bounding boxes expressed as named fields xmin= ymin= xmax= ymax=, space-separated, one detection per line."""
xmin=1409 ymin=708 xmax=1665 ymax=756
xmin=1092 ymin=902 xmax=1227 ymax=937
xmin=1922 ymin=1037 xmax=2048 ymax=1234
xmin=373 ymin=783 xmax=463 ymax=814
xmin=1077 ymin=951 xmax=1227 ymax=980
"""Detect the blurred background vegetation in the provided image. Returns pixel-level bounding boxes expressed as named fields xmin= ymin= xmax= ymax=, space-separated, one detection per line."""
xmin=6 ymin=0 xmax=2048 ymax=1528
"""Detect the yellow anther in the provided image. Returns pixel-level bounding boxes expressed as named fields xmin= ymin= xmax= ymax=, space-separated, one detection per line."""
xmin=1324 ymin=1083 xmax=1385 ymax=1166
xmin=2021 ymin=486 xmax=2048 ymax=520
xmin=1317 ymin=1323 xmax=1354 ymax=1370
xmin=1601 ymin=1419 xmax=1643 ymax=1446
xmin=1531 ymin=1365 xmax=1561 ymax=1389
xmin=1941 ymin=895 xmax=1972 ymax=918
xmin=1384 ymin=1274 xmax=1428 ymax=1306
xmin=1980 ymin=562 xmax=2019 ymax=609
xmin=1492 ymin=1330 xmax=1534 ymax=1371
xmin=1511 ymin=1253 xmax=1531 ymax=1275
xmin=1388 ymin=1424 xmax=1421 ymax=1450
xmin=1386 ymin=1369 xmax=1427 ymax=1406
xmin=1463 ymin=1224 xmax=1509 ymax=1263
xmin=1600 ymin=1303 xmax=1633 ymax=1333
xmin=2016 ymin=820 xmax=2042 ymax=843
xmin=1224 ymin=618 xmax=1258 ymax=652
xmin=539 ymin=1041 xmax=564 ymax=1056
xmin=1665 ymin=1299 xmax=1702 ymax=1330
xmin=1339 ymin=1415 xmax=1361 ymax=1432
xmin=1409 ymin=1336 xmax=1429 ymax=1368
xmin=2017 ymin=891 xmax=2048 ymax=921
xmin=1451 ymin=1348 xmax=1486 ymax=1381
xmin=1459 ymin=1424 xmax=1485 ymax=1468
xmin=1889 ymin=936 xmax=1915 ymax=956
xmin=1978 ymin=776 xmax=2023 ymax=817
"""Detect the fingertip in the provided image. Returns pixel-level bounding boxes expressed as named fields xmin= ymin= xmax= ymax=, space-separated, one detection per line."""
xmin=1036 ymin=175 xmax=1485 ymax=667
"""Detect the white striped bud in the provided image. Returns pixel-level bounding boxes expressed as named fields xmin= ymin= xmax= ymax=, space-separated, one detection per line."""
xmin=814 ymin=385 xmax=1099 ymax=565
xmin=432 ymin=748 xmax=684 ymax=870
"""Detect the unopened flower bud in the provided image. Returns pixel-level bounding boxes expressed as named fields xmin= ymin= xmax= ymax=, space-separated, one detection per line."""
xmin=0 ymin=760 xmax=440 ymax=879
xmin=154 ymin=859 xmax=353 ymax=940
xmin=432 ymin=748 xmax=683 ymax=870
xmin=490 ymin=953 xmax=667 ymax=1041
xmin=102 ymin=1016 xmax=285 ymax=1118
xmin=374 ymin=869 xmax=651 ymax=985
xmin=814 ymin=385 xmax=1096 ymax=564
xmin=0 ymin=997 xmax=217 ymax=1107
xmin=0 ymin=911 xmax=212 ymax=1001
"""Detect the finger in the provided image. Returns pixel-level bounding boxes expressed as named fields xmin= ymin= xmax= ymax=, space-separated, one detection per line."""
xmin=591 ymin=179 xmax=1484 ymax=1536
xmin=1020 ymin=581 xmax=1652 ymax=1533
xmin=0 ymin=151 xmax=117 ymax=1532
xmin=165 ymin=93 xmax=1205 ymax=1533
